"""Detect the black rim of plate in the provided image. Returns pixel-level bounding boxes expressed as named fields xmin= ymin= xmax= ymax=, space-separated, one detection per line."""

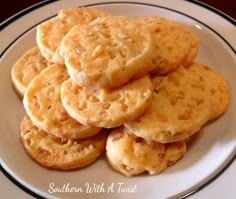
xmin=0 ymin=1 xmax=235 ymax=199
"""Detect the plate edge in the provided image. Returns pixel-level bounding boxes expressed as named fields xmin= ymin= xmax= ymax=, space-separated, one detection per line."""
xmin=185 ymin=0 xmax=236 ymax=25
xmin=0 ymin=0 xmax=58 ymax=31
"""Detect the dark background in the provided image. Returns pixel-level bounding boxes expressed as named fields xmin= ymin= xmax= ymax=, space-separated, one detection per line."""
xmin=0 ymin=0 xmax=235 ymax=23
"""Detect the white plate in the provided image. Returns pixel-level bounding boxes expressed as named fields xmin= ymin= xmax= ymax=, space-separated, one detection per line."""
xmin=0 ymin=0 xmax=235 ymax=199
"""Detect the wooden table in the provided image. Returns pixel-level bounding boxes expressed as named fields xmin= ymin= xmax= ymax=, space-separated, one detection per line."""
xmin=0 ymin=0 xmax=235 ymax=23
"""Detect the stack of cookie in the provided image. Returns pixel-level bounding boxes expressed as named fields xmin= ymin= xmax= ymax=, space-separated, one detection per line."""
xmin=11 ymin=7 xmax=230 ymax=176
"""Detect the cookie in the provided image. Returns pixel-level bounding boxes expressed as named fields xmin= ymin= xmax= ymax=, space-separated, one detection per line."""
xmin=23 ymin=64 xmax=101 ymax=139
xmin=187 ymin=62 xmax=230 ymax=119
xmin=61 ymin=75 xmax=153 ymax=128
xmin=138 ymin=16 xmax=199 ymax=75
xmin=11 ymin=47 xmax=50 ymax=97
xmin=20 ymin=115 xmax=107 ymax=170
xmin=106 ymin=126 xmax=186 ymax=176
xmin=36 ymin=7 xmax=107 ymax=64
xmin=60 ymin=16 xmax=155 ymax=88
xmin=125 ymin=66 xmax=211 ymax=143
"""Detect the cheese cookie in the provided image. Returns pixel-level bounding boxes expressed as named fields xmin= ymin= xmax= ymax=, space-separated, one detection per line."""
xmin=138 ymin=16 xmax=199 ymax=75
xmin=23 ymin=64 xmax=101 ymax=139
xmin=125 ymin=66 xmax=211 ymax=143
xmin=187 ymin=62 xmax=230 ymax=119
xmin=106 ymin=126 xmax=186 ymax=176
xmin=11 ymin=47 xmax=50 ymax=97
xmin=36 ymin=7 xmax=107 ymax=64
xmin=21 ymin=116 xmax=107 ymax=170
xmin=60 ymin=16 xmax=155 ymax=88
xmin=61 ymin=75 xmax=153 ymax=128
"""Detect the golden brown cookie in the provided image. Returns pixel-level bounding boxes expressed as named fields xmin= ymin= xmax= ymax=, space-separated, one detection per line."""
xmin=187 ymin=62 xmax=230 ymax=119
xmin=125 ymin=66 xmax=211 ymax=143
xmin=20 ymin=115 xmax=107 ymax=170
xmin=106 ymin=126 xmax=186 ymax=176
xmin=61 ymin=75 xmax=153 ymax=128
xmin=36 ymin=7 xmax=108 ymax=64
xmin=138 ymin=16 xmax=199 ymax=75
xmin=23 ymin=64 xmax=101 ymax=139
xmin=60 ymin=16 xmax=155 ymax=88
xmin=11 ymin=47 xmax=50 ymax=97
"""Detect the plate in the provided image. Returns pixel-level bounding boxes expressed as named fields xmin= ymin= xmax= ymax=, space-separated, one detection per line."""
xmin=0 ymin=0 xmax=235 ymax=199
